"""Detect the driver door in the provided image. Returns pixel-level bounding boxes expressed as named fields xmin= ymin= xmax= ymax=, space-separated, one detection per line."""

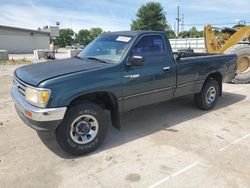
xmin=122 ymin=34 xmax=175 ymax=111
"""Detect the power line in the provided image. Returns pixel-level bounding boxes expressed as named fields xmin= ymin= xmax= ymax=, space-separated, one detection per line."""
xmin=184 ymin=21 xmax=250 ymax=27
xmin=184 ymin=23 xmax=231 ymax=26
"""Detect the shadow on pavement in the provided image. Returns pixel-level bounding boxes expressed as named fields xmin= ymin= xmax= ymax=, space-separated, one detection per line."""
xmin=37 ymin=91 xmax=246 ymax=159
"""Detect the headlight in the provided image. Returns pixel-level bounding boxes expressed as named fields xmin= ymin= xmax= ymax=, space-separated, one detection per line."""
xmin=25 ymin=87 xmax=51 ymax=107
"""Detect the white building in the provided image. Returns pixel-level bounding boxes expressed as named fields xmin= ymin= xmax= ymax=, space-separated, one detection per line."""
xmin=0 ymin=25 xmax=59 ymax=53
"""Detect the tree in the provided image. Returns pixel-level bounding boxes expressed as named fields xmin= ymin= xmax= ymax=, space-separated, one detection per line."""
xmin=131 ymin=2 xmax=167 ymax=31
xmin=166 ymin=30 xmax=175 ymax=39
xmin=165 ymin=24 xmax=175 ymax=38
xmin=53 ymin=28 xmax=75 ymax=47
xmin=179 ymin=27 xmax=203 ymax=38
xmin=75 ymin=29 xmax=90 ymax=46
xmin=178 ymin=30 xmax=190 ymax=38
xmin=88 ymin=28 xmax=103 ymax=43
xmin=75 ymin=28 xmax=103 ymax=46
xmin=189 ymin=27 xmax=203 ymax=37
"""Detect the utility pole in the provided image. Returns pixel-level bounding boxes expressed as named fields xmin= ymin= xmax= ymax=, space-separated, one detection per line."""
xmin=174 ymin=21 xmax=176 ymax=35
xmin=181 ymin=14 xmax=184 ymax=32
xmin=176 ymin=6 xmax=181 ymax=37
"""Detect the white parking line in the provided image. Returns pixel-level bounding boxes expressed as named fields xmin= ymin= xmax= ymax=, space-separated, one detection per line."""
xmin=219 ymin=133 xmax=250 ymax=151
xmin=148 ymin=162 xmax=199 ymax=188
xmin=226 ymin=88 xmax=243 ymax=92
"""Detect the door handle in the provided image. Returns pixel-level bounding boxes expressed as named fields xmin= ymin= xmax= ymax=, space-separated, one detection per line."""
xmin=163 ymin=67 xmax=170 ymax=71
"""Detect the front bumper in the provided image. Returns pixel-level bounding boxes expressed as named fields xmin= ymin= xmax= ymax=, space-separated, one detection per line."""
xmin=11 ymin=87 xmax=67 ymax=131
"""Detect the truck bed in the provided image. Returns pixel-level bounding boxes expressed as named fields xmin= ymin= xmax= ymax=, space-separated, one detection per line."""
xmin=173 ymin=52 xmax=237 ymax=98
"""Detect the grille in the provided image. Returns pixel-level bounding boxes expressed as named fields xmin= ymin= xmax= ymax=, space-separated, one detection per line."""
xmin=13 ymin=76 xmax=27 ymax=97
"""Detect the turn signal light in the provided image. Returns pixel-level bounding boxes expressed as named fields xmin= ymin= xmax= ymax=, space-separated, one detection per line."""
xmin=25 ymin=110 xmax=32 ymax=118
xmin=41 ymin=91 xmax=49 ymax=103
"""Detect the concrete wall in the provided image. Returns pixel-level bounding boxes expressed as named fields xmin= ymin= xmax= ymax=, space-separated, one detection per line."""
xmin=169 ymin=38 xmax=205 ymax=52
xmin=0 ymin=50 xmax=9 ymax=61
xmin=0 ymin=27 xmax=50 ymax=53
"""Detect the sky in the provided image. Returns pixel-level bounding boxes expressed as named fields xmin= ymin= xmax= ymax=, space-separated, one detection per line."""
xmin=0 ymin=0 xmax=250 ymax=33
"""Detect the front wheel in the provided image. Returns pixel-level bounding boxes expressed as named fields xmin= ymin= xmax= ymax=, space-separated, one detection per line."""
xmin=194 ymin=79 xmax=219 ymax=110
xmin=55 ymin=103 xmax=108 ymax=155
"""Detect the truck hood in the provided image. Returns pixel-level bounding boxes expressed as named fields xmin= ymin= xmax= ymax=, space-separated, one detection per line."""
xmin=15 ymin=58 xmax=111 ymax=86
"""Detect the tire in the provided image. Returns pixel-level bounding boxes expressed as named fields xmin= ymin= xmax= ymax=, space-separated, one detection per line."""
xmin=55 ymin=102 xmax=108 ymax=155
xmin=194 ymin=79 xmax=219 ymax=110
xmin=225 ymin=44 xmax=250 ymax=84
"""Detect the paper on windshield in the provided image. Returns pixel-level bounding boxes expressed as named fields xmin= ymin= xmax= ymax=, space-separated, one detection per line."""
xmin=116 ymin=36 xmax=131 ymax=42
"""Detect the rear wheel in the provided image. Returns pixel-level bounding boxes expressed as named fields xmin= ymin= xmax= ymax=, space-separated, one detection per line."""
xmin=194 ymin=79 xmax=219 ymax=110
xmin=225 ymin=44 xmax=250 ymax=84
xmin=55 ymin=103 xmax=108 ymax=155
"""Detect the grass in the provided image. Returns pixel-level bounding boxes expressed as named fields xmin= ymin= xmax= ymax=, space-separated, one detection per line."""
xmin=0 ymin=57 xmax=32 ymax=65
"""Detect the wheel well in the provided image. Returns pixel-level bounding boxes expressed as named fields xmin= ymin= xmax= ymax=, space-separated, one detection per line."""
xmin=206 ymin=72 xmax=222 ymax=96
xmin=69 ymin=92 xmax=120 ymax=129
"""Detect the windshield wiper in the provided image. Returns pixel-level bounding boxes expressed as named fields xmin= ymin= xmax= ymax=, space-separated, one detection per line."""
xmin=86 ymin=57 xmax=110 ymax=64
xmin=74 ymin=56 xmax=85 ymax=60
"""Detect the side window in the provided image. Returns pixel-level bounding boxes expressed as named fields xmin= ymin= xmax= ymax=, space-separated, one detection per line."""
xmin=133 ymin=35 xmax=165 ymax=55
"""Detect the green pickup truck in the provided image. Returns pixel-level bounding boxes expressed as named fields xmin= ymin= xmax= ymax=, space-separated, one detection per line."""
xmin=12 ymin=31 xmax=237 ymax=155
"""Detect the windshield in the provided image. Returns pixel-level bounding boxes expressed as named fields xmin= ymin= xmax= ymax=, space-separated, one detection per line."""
xmin=77 ymin=34 xmax=133 ymax=64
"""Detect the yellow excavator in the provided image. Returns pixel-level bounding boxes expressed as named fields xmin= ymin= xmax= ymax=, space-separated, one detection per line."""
xmin=204 ymin=24 xmax=250 ymax=83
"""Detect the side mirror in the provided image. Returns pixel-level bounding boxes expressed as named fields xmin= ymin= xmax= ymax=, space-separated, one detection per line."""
xmin=126 ymin=55 xmax=144 ymax=66
xmin=173 ymin=53 xmax=180 ymax=61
